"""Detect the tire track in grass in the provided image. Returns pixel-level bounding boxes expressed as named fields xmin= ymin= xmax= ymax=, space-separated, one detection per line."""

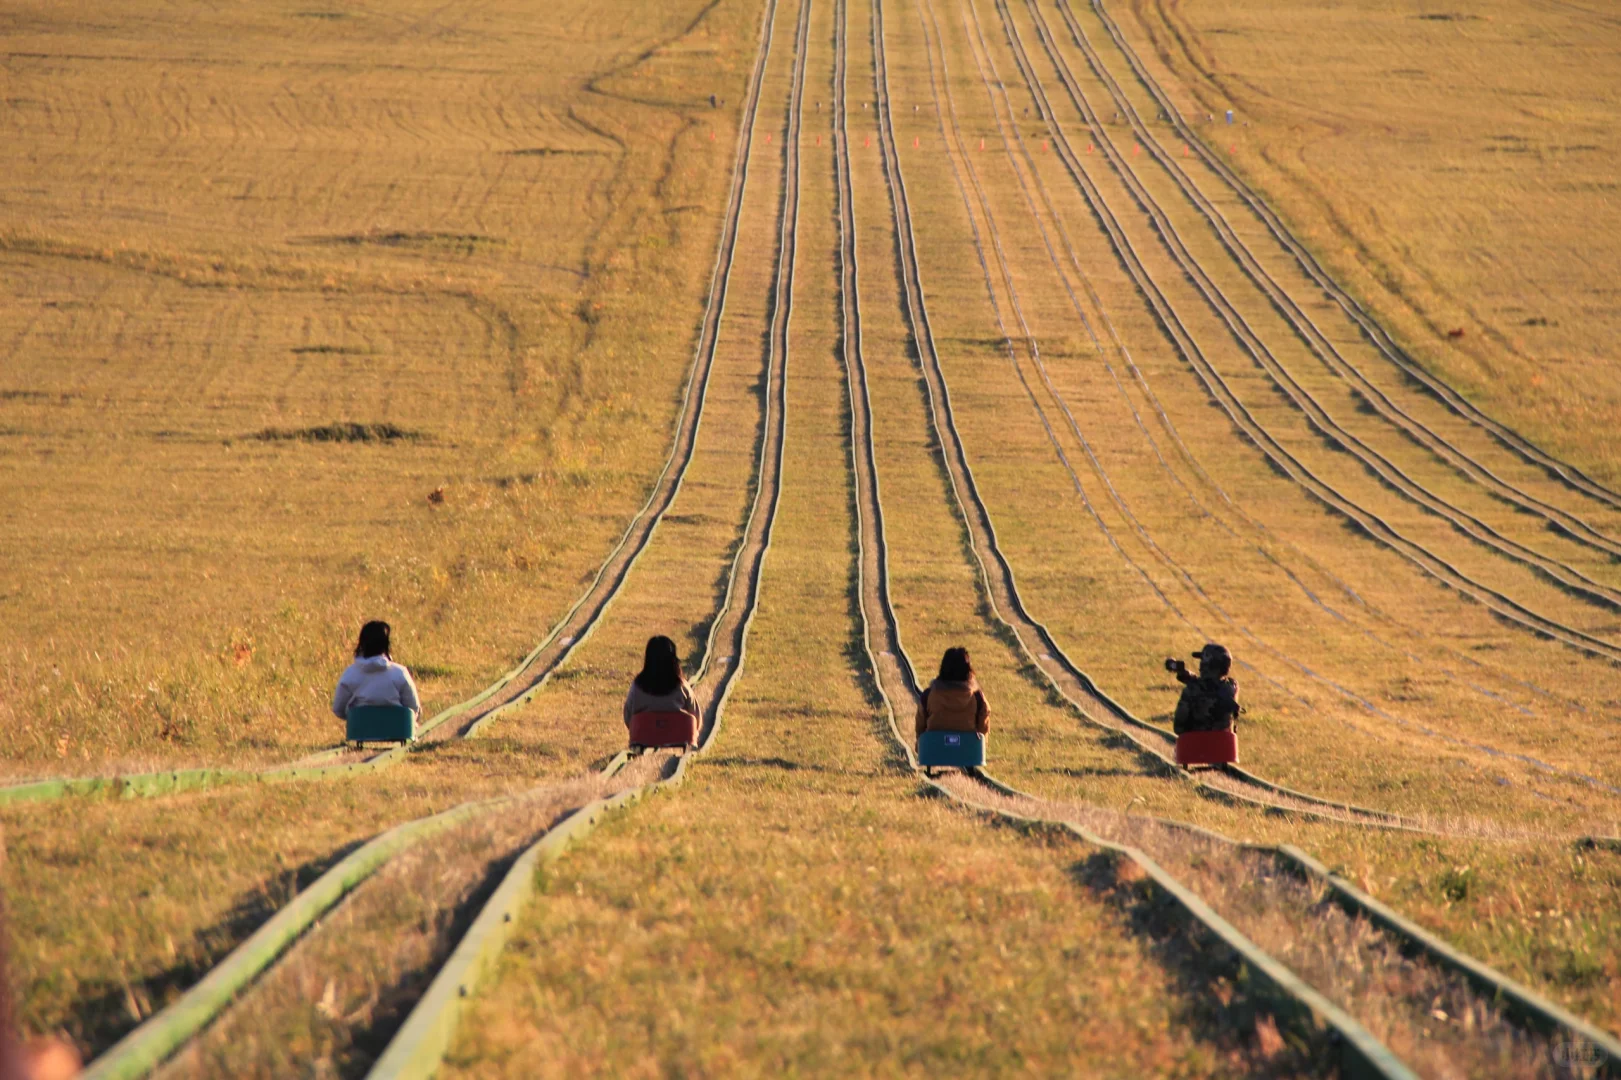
xmin=871 ymin=0 xmax=1407 ymax=825
xmin=940 ymin=0 xmax=1621 ymax=797
xmin=0 ymin=0 xmax=782 ymax=809
xmin=358 ymin=0 xmax=810 ymax=1071
xmin=78 ymin=1 xmax=806 ymax=1071
xmin=848 ymin=26 xmax=1619 ymax=1051
xmin=1057 ymin=0 xmax=1621 ymax=567
xmin=1016 ymin=0 xmax=1621 ymax=625
xmin=844 ymin=14 xmax=1414 ymax=1076
xmin=940 ymin=2 xmax=1595 ymax=726
xmin=989 ymin=0 xmax=1621 ymax=667
xmin=1093 ymin=0 xmax=1621 ymax=518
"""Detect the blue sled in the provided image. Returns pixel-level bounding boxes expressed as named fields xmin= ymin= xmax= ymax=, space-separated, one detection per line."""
xmin=346 ymin=704 xmax=415 ymax=745
xmin=918 ymin=729 xmax=985 ymax=774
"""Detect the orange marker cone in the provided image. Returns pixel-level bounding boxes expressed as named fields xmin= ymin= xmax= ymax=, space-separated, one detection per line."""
xmin=1087 ymin=142 xmax=1094 ymax=154
xmin=766 ymin=133 xmax=772 ymax=143
xmin=710 ymin=131 xmax=716 ymax=140
xmin=1043 ymin=139 xmax=1049 ymax=151
xmin=979 ymin=138 xmax=985 ymax=151
xmin=1183 ymin=144 xmax=1189 ymax=156
xmin=1133 ymin=143 xmax=1140 ymax=155
xmin=914 ymin=136 xmax=919 ymax=148
xmin=865 ymin=135 xmax=870 ymax=147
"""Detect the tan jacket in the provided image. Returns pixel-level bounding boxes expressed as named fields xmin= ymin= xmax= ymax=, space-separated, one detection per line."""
xmin=915 ymin=678 xmax=989 ymax=736
xmin=623 ymin=680 xmax=700 ymax=729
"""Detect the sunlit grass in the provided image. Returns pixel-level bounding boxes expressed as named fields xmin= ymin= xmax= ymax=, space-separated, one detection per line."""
xmin=0 ymin=0 xmax=757 ymax=772
xmin=439 ymin=113 xmax=1293 ymax=1070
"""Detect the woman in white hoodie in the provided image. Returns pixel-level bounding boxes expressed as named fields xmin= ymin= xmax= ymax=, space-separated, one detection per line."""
xmin=331 ymin=620 xmax=421 ymax=721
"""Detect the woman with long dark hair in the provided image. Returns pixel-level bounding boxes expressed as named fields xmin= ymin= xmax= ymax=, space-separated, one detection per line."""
xmin=623 ymin=635 xmax=699 ymax=739
xmin=331 ymin=620 xmax=421 ymax=722
xmin=915 ymin=646 xmax=989 ymax=744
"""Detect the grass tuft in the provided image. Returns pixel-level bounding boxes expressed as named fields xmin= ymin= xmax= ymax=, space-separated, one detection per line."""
xmin=251 ymin=423 xmax=425 ymax=444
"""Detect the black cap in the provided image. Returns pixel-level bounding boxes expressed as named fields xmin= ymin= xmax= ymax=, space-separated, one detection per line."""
xmin=1192 ymin=643 xmax=1230 ymax=662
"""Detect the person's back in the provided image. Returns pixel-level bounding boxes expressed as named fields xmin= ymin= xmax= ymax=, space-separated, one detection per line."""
xmin=1172 ymin=675 xmax=1239 ymax=734
xmin=623 ymin=679 xmax=699 ymax=725
xmin=624 ymin=635 xmax=700 ymax=742
xmin=916 ymin=646 xmax=990 ymax=738
xmin=1168 ymin=643 xmax=1239 ymax=735
xmin=332 ymin=620 xmax=420 ymax=720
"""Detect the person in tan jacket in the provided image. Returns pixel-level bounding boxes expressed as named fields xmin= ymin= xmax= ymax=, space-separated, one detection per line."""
xmin=916 ymin=646 xmax=989 ymax=742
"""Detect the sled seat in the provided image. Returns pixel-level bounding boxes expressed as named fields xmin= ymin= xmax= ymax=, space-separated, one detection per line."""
xmin=1174 ymin=729 xmax=1238 ymax=767
xmin=628 ymin=710 xmax=698 ymax=749
xmin=346 ymin=704 xmax=415 ymax=745
xmin=918 ymin=729 xmax=986 ymax=772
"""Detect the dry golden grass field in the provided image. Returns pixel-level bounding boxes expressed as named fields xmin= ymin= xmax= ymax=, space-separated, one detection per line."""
xmin=3 ymin=0 xmax=1620 ymax=1075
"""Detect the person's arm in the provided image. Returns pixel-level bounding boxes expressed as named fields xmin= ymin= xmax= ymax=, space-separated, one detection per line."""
xmin=681 ymin=684 xmax=701 ymax=719
xmin=1175 ymin=668 xmax=1196 ymax=686
xmin=396 ymin=666 xmax=421 ymax=718
xmin=331 ymin=670 xmax=354 ymax=720
xmin=915 ymin=688 xmax=929 ymax=737
xmin=624 ymin=686 xmax=637 ymax=729
xmin=1224 ymin=680 xmax=1243 ymax=724
xmin=974 ymin=691 xmax=989 ymax=735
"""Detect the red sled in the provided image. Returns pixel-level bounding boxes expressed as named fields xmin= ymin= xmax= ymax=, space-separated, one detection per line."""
xmin=1174 ymin=729 xmax=1238 ymax=768
xmin=628 ymin=710 xmax=698 ymax=750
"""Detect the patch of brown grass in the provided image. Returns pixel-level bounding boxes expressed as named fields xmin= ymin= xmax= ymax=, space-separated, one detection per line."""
xmin=156 ymin=755 xmax=670 ymax=1078
xmin=946 ymin=776 xmax=1563 ymax=1078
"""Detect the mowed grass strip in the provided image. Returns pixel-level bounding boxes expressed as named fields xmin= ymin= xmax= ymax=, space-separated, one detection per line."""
xmin=901 ymin=0 xmax=1621 ymax=1027
xmin=943 ymin=777 xmax=1566 ymax=1077
xmin=1052 ymin=0 xmax=1621 ymax=571
xmin=882 ymin=0 xmax=1621 ymax=827
xmin=1107 ymin=0 xmax=1621 ymax=487
xmin=482 ymin=0 xmax=795 ymax=757
xmin=434 ymin=62 xmax=1282 ymax=1069
xmin=152 ymin=756 xmax=672 ymax=1079
xmin=7 ymin=752 xmax=574 ymax=1061
xmin=0 ymin=0 xmax=759 ymax=772
xmin=1015 ymin=0 xmax=1621 ymax=655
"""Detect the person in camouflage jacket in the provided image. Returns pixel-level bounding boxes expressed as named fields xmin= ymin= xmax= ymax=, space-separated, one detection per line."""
xmin=1169 ymin=643 xmax=1241 ymax=735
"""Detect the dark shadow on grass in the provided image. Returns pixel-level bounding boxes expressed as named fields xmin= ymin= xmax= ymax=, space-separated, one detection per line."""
xmin=925 ymin=788 xmax=1335 ymax=1075
xmin=1036 ymin=765 xmax=1157 ymax=779
xmin=1068 ymin=849 xmax=1337 ymax=1078
xmin=701 ymin=755 xmax=837 ymax=774
xmin=329 ymin=828 xmax=554 ymax=1077
xmin=406 ymin=736 xmax=564 ymax=763
xmin=60 ymin=838 xmax=367 ymax=1059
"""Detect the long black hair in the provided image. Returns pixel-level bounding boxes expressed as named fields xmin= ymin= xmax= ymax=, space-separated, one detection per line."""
xmin=355 ymin=620 xmax=392 ymax=659
xmin=937 ymin=646 xmax=973 ymax=683
xmin=634 ymin=635 xmax=685 ymax=695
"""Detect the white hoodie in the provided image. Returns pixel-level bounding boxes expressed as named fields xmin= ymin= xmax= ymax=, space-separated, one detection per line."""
xmin=331 ymin=654 xmax=421 ymax=719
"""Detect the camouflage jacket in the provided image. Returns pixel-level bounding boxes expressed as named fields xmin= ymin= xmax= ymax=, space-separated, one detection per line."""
xmin=1173 ymin=675 xmax=1240 ymax=735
